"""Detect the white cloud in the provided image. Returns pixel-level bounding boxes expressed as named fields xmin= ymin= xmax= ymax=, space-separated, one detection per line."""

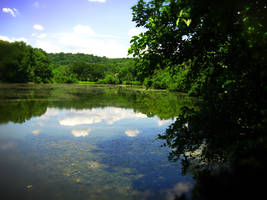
xmin=72 ymin=128 xmax=91 ymax=137
xmin=31 ymin=24 xmax=129 ymax=58
xmin=2 ymin=8 xmax=18 ymax=17
xmin=125 ymin=129 xmax=140 ymax=137
xmin=33 ymin=24 xmax=44 ymax=31
xmin=58 ymin=35 xmax=128 ymax=57
xmin=128 ymin=27 xmax=147 ymax=38
xmin=37 ymin=33 xmax=47 ymax=39
xmin=0 ymin=35 xmax=28 ymax=43
xmin=128 ymin=28 xmax=142 ymax=38
xmin=0 ymin=35 xmax=12 ymax=42
xmin=73 ymin=24 xmax=95 ymax=36
xmin=55 ymin=25 xmax=128 ymax=58
xmin=35 ymin=40 xmax=61 ymax=53
xmin=32 ymin=33 xmax=47 ymax=39
xmin=32 ymin=129 xmax=41 ymax=135
xmin=59 ymin=107 xmax=147 ymax=126
xmin=88 ymin=0 xmax=106 ymax=3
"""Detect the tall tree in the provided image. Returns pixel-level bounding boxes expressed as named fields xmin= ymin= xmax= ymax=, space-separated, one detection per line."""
xmin=0 ymin=40 xmax=53 ymax=83
xmin=130 ymin=0 xmax=267 ymax=198
xmin=0 ymin=41 xmax=32 ymax=82
xmin=31 ymin=48 xmax=53 ymax=83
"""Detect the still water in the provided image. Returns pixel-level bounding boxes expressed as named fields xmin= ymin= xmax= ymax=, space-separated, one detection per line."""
xmin=0 ymin=84 xmax=195 ymax=200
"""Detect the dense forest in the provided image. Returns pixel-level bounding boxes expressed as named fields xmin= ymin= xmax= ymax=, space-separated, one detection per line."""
xmin=0 ymin=38 xmax=189 ymax=91
xmin=0 ymin=40 xmax=52 ymax=83
xmin=0 ymin=38 xmax=190 ymax=91
xmin=0 ymin=40 xmax=138 ymax=85
xmin=48 ymin=53 xmax=137 ymax=84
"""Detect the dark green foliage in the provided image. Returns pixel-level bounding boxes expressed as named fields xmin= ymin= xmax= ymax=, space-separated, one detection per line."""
xmin=144 ymin=65 xmax=189 ymax=91
xmin=47 ymin=52 xmax=109 ymax=65
xmin=0 ymin=41 xmax=137 ymax=84
xmin=52 ymin=65 xmax=78 ymax=83
xmin=0 ymin=40 xmax=53 ymax=83
xmin=130 ymin=0 xmax=267 ymax=199
xmin=0 ymin=101 xmax=48 ymax=124
xmin=69 ymin=62 xmax=106 ymax=81
xmin=0 ymin=40 xmax=30 ymax=82
xmin=97 ymin=74 xmax=120 ymax=84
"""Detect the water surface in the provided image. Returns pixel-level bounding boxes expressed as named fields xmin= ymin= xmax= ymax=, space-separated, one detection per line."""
xmin=0 ymin=84 xmax=195 ymax=200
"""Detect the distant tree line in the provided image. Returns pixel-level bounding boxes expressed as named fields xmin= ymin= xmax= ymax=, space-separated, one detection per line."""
xmin=0 ymin=40 xmax=138 ymax=85
xmin=0 ymin=39 xmax=192 ymax=90
xmin=49 ymin=53 xmax=138 ymax=84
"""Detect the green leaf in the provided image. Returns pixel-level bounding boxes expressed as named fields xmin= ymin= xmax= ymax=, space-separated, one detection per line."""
xmin=176 ymin=18 xmax=180 ymax=26
xmin=179 ymin=9 xmax=184 ymax=18
xmin=184 ymin=19 xmax=192 ymax=27
xmin=248 ymin=26 xmax=254 ymax=31
xmin=243 ymin=17 xmax=248 ymax=22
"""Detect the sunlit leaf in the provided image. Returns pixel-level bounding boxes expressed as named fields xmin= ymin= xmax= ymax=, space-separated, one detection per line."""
xmin=184 ymin=19 xmax=192 ymax=27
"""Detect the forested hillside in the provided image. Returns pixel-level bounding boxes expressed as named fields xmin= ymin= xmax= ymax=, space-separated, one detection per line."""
xmin=0 ymin=40 xmax=189 ymax=90
xmin=47 ymin=53 xmax=109 ymax=65
xmin=48 ymin=53 xmax=137 ymax=84
xmin=0 ymin=40 xmax=137 ymax=84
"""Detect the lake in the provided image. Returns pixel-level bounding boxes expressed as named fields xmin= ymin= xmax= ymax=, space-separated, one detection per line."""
xmin=0 ymin=84 xmax=196 ymax=200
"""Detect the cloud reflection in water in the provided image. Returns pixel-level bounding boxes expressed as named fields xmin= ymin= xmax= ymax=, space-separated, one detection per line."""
xmin=72 ymin=128 xmax=91 ymax=137
xmin=125 ymin=129 xmax=140 ymax=137
xmin=59 ymin=107 xmax=147 ymax=126
xmin=32 ymin=129 xmax=41 ymax=135
xmin=37 ymin=108 xmax=59 ymax=120
xmin=166 ymin=182 xmax=193 ymax=200
xmin=157 ymin=119 xmax=171 ymax=126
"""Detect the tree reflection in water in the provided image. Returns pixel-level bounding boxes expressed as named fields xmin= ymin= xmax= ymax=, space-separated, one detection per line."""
xmin=159 ymin=105 xmax=266 ymax=200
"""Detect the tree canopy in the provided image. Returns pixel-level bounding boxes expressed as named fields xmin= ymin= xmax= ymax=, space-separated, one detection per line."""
xmin=129 ymin=0 xmax=267 ymax=199
xmin=49 ymin=53 xmax=137 ymax=84
xmin=0 ymin=41 xmax=137 ymax=84
xmin=0 ymin=40 xmax=52 ymax=83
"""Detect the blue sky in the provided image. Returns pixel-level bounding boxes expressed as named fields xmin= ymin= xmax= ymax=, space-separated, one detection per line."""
xmin=0 ymin=0 xmax=143 ymax=58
